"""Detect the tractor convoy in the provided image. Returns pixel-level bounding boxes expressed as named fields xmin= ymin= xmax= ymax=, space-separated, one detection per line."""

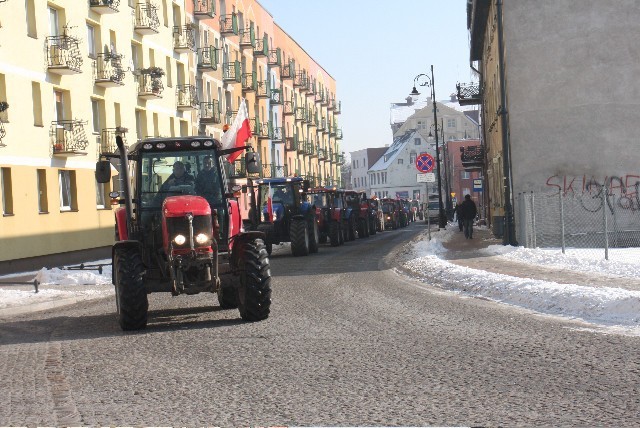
xmin=97 ymin=136 xmax=422 ymax=330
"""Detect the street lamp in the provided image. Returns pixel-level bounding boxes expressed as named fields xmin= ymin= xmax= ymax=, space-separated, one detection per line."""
xmin=411 ymin=65 xmax=446 ymax=228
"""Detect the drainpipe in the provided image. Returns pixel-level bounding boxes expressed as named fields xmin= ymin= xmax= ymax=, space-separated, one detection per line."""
xmin=496 ymin=0 xmax=517 ymax=245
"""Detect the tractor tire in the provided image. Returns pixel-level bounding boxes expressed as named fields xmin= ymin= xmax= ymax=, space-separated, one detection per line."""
xmin=290 ymin=218 xmax=310 ymax=256
xmin=237 ymin=238 xmax=272 ymax=321
xmin=217 ymin=280 xmax=238 ymax=309
xmin=363 ymin=219 xmax=370 ymax=237
xmin=308 ymin=219 xmax=319 ymax=253
xmin=348 ymin=216 xmax=357 ymax=241
xmin=370 ymin=219 xmax=377 ymax=235
xmin=266 ymin=242 xmax=273 ymax=255
xmin=114 ymin=248 xmax=148 ymax=331
xmin=319 ymin=234 xmax=327 ymax=244
xmin=257 ymin=224 xmax=273 ymax=255
xmin=339 ymin=222 xmax=345 ymax=245
xmin=329 ymin=221 xmax=340 ymax=247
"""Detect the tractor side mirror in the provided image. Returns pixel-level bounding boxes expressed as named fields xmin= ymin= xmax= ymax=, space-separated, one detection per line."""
xmin=95 ymin=160 xmax=111 ymax=183
xmin=245 ymin=151 xmax=261 ymax=174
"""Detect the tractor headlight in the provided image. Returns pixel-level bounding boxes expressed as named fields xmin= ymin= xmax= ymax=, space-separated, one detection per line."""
xmin=174 ymin=234 xmax=186 ymax=245
xmin=195 ymin=233 xmax=209 ymax=245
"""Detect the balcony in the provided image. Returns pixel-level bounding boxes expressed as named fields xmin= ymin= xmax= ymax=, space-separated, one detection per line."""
xmin=272 ymin=126 xmax=283 ymax=143
xmin=283 ymin=100 xmax=295 ymax=116
xmin=257 ymin=122 xmax=271 ymax=140
xmin=267 ymin=48 xmax=281 ymax=67
xmin=285 ymin=136 xmax=296 ymax=152
xmin=305 ymin=142 xmax=317 ymax=157
xmin=193 ymin=0 xmax=215 ymax=19
xmin=46 ymin=35 xmax=83 ymax=75
xmin=197 ymin=46 xmax=218 ymax=71
xmin=456 ymin=82 xmax=482 ymax=106
xmin=222 ymin=61 xmax=241 ymax=83
xmin=280 ymin=60 xmax=294 ymax=80
xmin=296 ymin=137 xmax=306 ymax=154
xmin=336 ymin=128 xmax=343 ymax=140
xmin=98 ymin=127 xmax=128 ymax=155
xmin=306 ymin=78 xmax=316 ymax=96
xmin=199 ymin=101 xmax=221 ymax=125
xmin=225 ymin=110 xmax=237 ymax=125
xmin=321 ymin=91 xmax=329 ymax=107
xmin=295 ymin=107 xmax=305 ymax=122
xmin=173 ymin=25 xmax=196 ymax=53
xmin=219 ymin=13 xmax=238 ymax=37
xmin=294 ymin=71 xmax=307 ymax=90
xmin=50 ymin=120 xmax=89 ymax=156
xmin=270 ymin=88 xmax=283 ymax=105
xmin=136 ymin=72 xmax=164 ymax=99
xmin=317 ymin=117 xmax=326 ymax=133
xmin=89 ymin=0 xmax=120 ymax=14
xmin=317 ymin=148 xmax=326 ymax=160
xmin=176 ymin=84 xmax=198 ymax=110
xmin=133 ymin=3 xmax=160 ymax=35
xmin=254 ymin=35 xmax=268 ymax=57
xmin=256 ymin=81 xmax=270 ymax=99
xmin=242 ymin=72 xmax=257 ymax=92
xmin=93 ymin=53 xmax=125 ymax=87
xmin=460 ymin=145 xmax=484 ymax=170
xmin=228 ymin=159 xmax=246 ymax=178
xmin=239 ymin=24 xmax=255 ymax=49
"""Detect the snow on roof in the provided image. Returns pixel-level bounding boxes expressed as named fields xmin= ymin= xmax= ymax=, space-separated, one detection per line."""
xmin=390 ymin=94 xmax=480 ymax=126
xmin=369 ymin=130 xmax=416 ymax=172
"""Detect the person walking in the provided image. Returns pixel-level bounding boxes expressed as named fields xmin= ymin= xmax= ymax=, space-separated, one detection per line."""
xmin=454 ymin=202 xmax=463 ymax=232
xmin=460 ymin=194 xmax=477 ymax=239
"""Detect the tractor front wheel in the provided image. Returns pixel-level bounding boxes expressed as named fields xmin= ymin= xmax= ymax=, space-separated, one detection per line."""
xmin=290 ymin=218 xmax=310 ymax=256
xmin=237 ymin=239 xmax=272 ymax=321
xmin=308 ymin=219 xmax=319 ymax=253
xmin=114 ymin=247 xmax=148 ymax=331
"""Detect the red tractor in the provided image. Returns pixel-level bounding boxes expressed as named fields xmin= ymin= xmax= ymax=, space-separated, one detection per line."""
xmin=344 ymin=190 xmax=370 ymax=239
xmin=95 ymin=136 xmax=272 ymax=330
xmin=381 ymin=198 xmax=400 ymax=230
xmin=307 ymin=186 xmax=346 ymax=247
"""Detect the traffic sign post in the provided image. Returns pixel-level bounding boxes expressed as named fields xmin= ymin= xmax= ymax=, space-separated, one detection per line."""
xmin=415 ymin=153 xmax=435 ymax=173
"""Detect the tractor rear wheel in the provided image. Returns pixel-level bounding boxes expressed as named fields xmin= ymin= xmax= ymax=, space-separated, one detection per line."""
xmin=290 ymin=218 xmax=310 ymax=256
xmin=114 ymin=247 xmax=148 ymax=331
xmin=237 ymin=239 xmax=271 ymax=321
xmin=329 ymin=221 xmax=340 ymax=246
xmin=308 ymin=219 xmax=319 ymax=253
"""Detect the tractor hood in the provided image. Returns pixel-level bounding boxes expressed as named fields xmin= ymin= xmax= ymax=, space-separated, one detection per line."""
xmin=163 ymin=195 xmax=211 ymax=218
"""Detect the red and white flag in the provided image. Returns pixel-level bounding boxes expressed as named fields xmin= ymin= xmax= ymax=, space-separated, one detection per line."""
xmin=221 ymin=97 xmax=252 ymax=163
xmin=266 ymin=183 xmax=273 ymax=222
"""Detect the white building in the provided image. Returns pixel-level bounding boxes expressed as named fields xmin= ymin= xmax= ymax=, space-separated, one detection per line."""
xmin=350 ymin=147 xmax=387 ymax=194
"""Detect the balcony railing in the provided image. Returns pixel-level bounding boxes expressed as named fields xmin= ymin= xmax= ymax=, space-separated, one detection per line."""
xmin=90 ymin=0 xmax=120 ymax=14
xmin=254 ymin=35 xmax=268 ymax=57
xmin=272 ymin=126 xmax=283 ymax=143
xmin=0 ymin=121 xmax=5 ymax=148
xmin=136 ymin=73 xmax=164 ymax=99
xmin=317 ymin=148 xmax=326 ymax=160
xmin=197 ymin=46 xmax=218 ymax=70
xmin=222 ymin=61 xmax=241 ymax=83
xmin=335 ymin=128 xmax=343 ymax=140
xmin=199 ymin=101 xmax=221 ymax=125
xmin=242 ymin=72 xmax=257 ymax=92
xmin=176 ymin=84 xmax=198 ymax=110
xmin=294 ymin=71 xmax=307 ymax=90
xmin=285 ymin=136 xmax=296 ymax=152
xmin=50 ymin=120 xmax=89 ymax=156
xmin=93 ymin=53 xmax=126 ymax=87
xmin=239 ymin=24 xmax=255 ymax=49
xmin=99 ymin=127 xmax=128 ymax=155
xmin=133 ymin=2 xmax=160 ymax=35
xmin=283 ymin=100 xmax=295 ymax=116
xmin=225 ymin=110 xmax=237 ymax=125
xmin=295 ymin=107 xmax=305 ymax=122
xmin=270 ymin=88 xmax=283 ymax=105
xmin=173 ymin=25 xmax=196 ymax=53
xmin=46 ymin=35 xmax=83 ymax=75
xmin=256 ymin=81 xmax=270 ymax=99
xmin=297 ymin=137 xmax=306 ymax=154
xmin=267 ymin=48 xmax=281 ymax=67
xmin=460 ymin=145 xmax=484 ymax=169
xmin=456 ymin=82 xmax=482 ymax=106
xmin=228 ymin=159 xmax=246 ymax=178
xmin=335 ymin=100 xmax=341 ymax=114
xmin=280 ymin=60 xmax=294 ymax=80
xmin=193 ymin=0 xmax=215 ymax=19
xmin=219 ymin=13 xmax=238 ymax=36
xmin=306 ymin=78 xmax=316 ymax=96
xmin=317 ymin=117 xmax=326 ymax=132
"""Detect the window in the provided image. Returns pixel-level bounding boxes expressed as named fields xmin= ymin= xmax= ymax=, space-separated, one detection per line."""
xmin=26 ymin=0 xmax=37 ymax=38
xmin=87 ymin=24 xmax=96 ymax=58
xmin=462 ymin=171 xmax=470 ymax=179
xmin=32 ymin=82 xmax=43 ymax=126
xmin=37 ymin=169 xmax=48 ymax=213
xmin=96 ymin=180 xmax=107 ymax=208
xmin=414 ymin=138 xmax=421 ymax=145
xmin=166 ymin=56 xmax=172 ymax=87
xmin=397 ymin=158 xmax=404 ymax=165
xmin=409 ymin=153 xmax=416 ymax=164
xmin=59 ymin=170 xmax=77 ymax=211
xmin=91 ymin=99 xmax=100 ymax=133
xmin=1 ymin=167 xmax=13 ymax=215
xmin=447 ymin=118 xmax=456 ymax=128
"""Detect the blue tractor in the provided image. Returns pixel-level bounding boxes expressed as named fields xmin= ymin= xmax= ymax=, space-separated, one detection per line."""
xmin=247 ymin=177 xmax=319 ymax=256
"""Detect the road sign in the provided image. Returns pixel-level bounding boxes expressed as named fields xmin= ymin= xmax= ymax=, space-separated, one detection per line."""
xmin=415 ymin=153 xmax=435 ymax=173
xmin=473 ymin=178 xmax=483 ymax=191
xmin=417 ymin=173 xmax=436 ymax=183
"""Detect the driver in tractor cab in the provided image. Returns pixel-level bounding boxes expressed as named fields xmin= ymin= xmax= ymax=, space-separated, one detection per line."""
xmin=160 ymin=161 xmax=195 ymax=191
xmin=273 ymin=187 xmax=292 ymax=205
xmin=195 ymin=156 xmax=222 ymax=202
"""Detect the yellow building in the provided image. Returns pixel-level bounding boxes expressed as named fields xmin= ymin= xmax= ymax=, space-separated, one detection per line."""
xmin=0 ymin=0 xmax=342 ymax=273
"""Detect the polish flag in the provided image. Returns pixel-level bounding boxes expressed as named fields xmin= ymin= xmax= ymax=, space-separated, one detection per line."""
xmin=221 ymin=98 xmax=252 ymax=163
xmin=266 ymin=183 xmax=274 ymax=222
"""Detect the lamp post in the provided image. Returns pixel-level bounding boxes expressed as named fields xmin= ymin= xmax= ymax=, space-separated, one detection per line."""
xmin=411 ymin=65 xmax=446 ymax=228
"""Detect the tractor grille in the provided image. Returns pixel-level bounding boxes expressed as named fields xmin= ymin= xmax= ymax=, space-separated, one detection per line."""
xmin=166 ymin=215 xmax=212 ymax=249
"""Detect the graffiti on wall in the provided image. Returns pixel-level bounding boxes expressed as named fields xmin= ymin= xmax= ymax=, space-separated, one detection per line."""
xmin=546 ymin=174 xmax=640 ymax=212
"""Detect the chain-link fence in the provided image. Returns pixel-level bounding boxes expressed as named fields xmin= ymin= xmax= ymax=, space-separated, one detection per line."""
xmin=517 ymin=184 xmax=640 ymax=260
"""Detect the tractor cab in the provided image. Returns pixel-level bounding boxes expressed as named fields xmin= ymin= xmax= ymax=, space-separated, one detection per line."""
xmin=306 ymin=187 xmax=346 ymax=247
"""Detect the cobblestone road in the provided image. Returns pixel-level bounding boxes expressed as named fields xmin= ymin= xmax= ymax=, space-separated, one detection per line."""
xmin=1 ymin=223 xmax=639 ymax=426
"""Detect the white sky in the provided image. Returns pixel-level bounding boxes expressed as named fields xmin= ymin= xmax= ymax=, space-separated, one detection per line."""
xmin=2 ymin=228 xmax=639 ymax=336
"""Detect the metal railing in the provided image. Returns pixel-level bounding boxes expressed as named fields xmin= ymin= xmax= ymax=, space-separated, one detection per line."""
xmin=133 ymin=2 xmax=160 ymax=33
xmin=46 ymin=35 xmax=83 ymax=72
xmin=193 ymin=0 xmax=215 ymax=18
xmin=93 ymin=53 xmax=126 ymax=85
xmin=199 ymin=101 xmax=221 ymax=124
xmin=99 ymin=127 xmax=128 ymax=154
xmin=176 ymin=84 xmax=198 ymax=109
xmin=197 ymin=46 xmax=218 ymax=70
xmin=173 ymin=25 xmax=196 ymax=52
xmin=50 ymin=120 xmax=89 ymax=153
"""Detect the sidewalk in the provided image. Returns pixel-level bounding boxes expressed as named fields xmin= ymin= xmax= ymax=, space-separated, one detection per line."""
xmin=441 ymin=225 xmax=640 ymax=293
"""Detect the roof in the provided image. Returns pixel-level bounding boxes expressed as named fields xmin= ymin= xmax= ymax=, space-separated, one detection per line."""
xmin=368 ymin=131 xmax=416 ymax=172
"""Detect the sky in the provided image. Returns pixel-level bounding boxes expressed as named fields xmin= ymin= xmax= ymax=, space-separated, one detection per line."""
xmin=3 ymin=227 xmax=640 ymax=336
xmin=257 ymin=0 xmax=475 ymax=155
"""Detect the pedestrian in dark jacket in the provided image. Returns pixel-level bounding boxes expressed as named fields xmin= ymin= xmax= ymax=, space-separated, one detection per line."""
xmin=460 ymin=194 xmax=477 ymax=239
xmin=454 ymin=203 xmax=463 ymax=231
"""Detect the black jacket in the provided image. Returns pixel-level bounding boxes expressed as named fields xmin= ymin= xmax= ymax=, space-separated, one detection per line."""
xmin=459 ymin=199 xmax=477 ymax=220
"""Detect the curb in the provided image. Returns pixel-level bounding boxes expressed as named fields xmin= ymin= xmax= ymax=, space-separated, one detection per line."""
xmin=0 ymin=296 xmax=95 ymax=318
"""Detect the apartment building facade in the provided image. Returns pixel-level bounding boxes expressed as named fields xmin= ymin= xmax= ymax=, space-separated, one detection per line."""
xmin=0 ymin=0 xmax=342 ymax=272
